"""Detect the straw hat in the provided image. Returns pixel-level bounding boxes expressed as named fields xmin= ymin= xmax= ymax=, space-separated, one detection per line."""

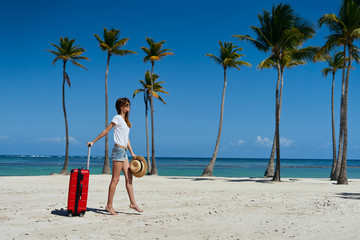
xmin=130 ymin=156 xmax=147 ymax=178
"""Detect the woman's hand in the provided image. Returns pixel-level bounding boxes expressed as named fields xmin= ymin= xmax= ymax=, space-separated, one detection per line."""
xmin=87 ymin=142 xmax=94 ymax=147
xmin=131 ymin=153 xmax=137 ymax=159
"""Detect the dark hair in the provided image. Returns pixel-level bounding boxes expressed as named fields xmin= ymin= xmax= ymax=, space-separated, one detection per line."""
xmin=115 ymin=98 xmax=131 ymax=128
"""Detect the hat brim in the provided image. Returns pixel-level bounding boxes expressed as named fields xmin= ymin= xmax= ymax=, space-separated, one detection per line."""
xmin=130 ymin=156 xmax=147 ymax=178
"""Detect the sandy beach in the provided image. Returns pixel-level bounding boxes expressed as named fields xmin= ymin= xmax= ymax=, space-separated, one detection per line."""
xmin=1 ymin=175 xmax=360 ymax=240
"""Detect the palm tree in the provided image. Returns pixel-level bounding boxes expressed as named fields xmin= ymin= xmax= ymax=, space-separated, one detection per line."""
xmin=94 ymin=28 xmax=136 ymax=174
xmin=234 ymin=3 xmax=316 ymax=181
xmin=319 ymin=0 xmax=360 ymax=184
xmin=133 ymin=70 xmax=169 ymax=173
xmin=46 ymin=37 xmax=89 ymax=174
xmin=321 ymin=52 xmax=344 ymax=180
xmin=202 ymin=41 xmax=251 ymax=176
xmin=263 ymin=55 xmax=306 ymax=177
xmin=141 ymin=38 xmax=174 ymax=175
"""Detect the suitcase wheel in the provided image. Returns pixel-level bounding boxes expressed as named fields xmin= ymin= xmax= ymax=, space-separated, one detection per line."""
xmin=79 ymin=211 xmax=85 ymax=217
xmin=68 ymin=212 xmax=73 ymax=217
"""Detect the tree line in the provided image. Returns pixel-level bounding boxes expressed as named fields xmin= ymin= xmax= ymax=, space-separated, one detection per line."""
xmin=47 ymin=0 xmax=360 ymax=184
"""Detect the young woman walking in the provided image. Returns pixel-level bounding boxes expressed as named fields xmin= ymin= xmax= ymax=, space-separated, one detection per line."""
xmin=88 ymin=97 xmax=143 ymax=214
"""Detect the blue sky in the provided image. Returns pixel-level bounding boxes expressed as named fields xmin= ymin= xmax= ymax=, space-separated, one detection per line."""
xmin=0 ymin=0 xmax=359 ymax=159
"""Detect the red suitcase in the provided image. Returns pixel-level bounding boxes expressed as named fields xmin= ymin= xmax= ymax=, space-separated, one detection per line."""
xmin=67 ymin=147 xmax=91 ymax=217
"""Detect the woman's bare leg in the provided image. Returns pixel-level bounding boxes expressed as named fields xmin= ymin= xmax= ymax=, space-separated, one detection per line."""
xmin=122 ymin=159 xmax=143 ymax=212
xmin=105 ymin=161 xmax=123 ymax=215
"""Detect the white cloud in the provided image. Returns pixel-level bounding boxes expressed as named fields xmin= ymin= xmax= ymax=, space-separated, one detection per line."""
xmin=230 ymin=139 xmax=245 ymax=146
xmin=256 ymin=136 xmax=294 ymax=148
xmin=69 ymin=137 xmax=78 ymax=144
xmin=39 ymin=137 xmax=62 ymax=143
xmin=38 ymin=137 xmax=78 ymax=144
xmin=256 ymin=136 xmax=273 ymax=147
xmin=0 ymin=136 xmax=9 ymax=140
xmin=280 ymin=137 xmax=294 ymax=147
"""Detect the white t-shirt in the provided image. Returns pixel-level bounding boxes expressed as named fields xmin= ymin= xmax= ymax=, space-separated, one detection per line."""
xmin=111 ymin=115 xmax=130 ymax=147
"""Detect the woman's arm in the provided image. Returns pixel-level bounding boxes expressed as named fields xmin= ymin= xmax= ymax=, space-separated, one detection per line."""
xmin=127 ymin=139 xmax=136 ymax=158
xmin=87 ymin=122 xmax=115 ymax=147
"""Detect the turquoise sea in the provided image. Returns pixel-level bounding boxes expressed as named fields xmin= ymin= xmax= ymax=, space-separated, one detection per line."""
xmin=1 ymin=155 xmax=360 ymax=178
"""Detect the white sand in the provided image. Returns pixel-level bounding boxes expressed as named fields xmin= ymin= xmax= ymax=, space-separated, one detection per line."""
xmin=1 ymin=175 xmax=360 ymax=240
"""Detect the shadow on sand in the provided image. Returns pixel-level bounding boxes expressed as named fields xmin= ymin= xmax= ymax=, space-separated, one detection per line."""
xmin=166 ymin=176 xmax=282 ymax=184
xmin=51 ymin=208 xmax=141 ymax=217
xmin=336 ymin=192 xmax=360 ymax=200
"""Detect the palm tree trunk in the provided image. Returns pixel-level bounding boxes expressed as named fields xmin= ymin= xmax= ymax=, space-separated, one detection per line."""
xmin=338 ymin=45 xmax=352 ymax=185
xmin=330 ymin=72 xmax=337 ymax=178
xmin=60 ymin=61 xmax=69 ymax=174
xmin=265 ymin=70 xmax=284 ymax=177
xmin=202 ymin=69 xmax=227 ymax=176
xmin=265 ymin=137 xmax=276 ymax=177
xmin=102 ymin=54 xmax=111 ymax=174
xmin=333 ymin=45 xmax=347 ymax=181
xmin=149 ymin=62 xmax=158 ymax=175
xmin=272 ymin=63 xmax=281 ymax=182
xmin=333 ymin=119 xmax=344 ymax=180
xmin=144 ymin=94 xmax=151 ymax=174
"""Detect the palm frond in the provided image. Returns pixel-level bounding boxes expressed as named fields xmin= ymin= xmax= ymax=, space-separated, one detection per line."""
xmin=321 ymin=68 xmax=332 ymax=77
xmin=47 ymin=37 xmax=89 ymax=72
xmin=258 ymin=56 xmax=276 ymax=69
xmin=94 ymin=34 xmax=104 ymax=44
xmin=114 ymin=49 xmax=137 ymax=56
xmin=319 ymin=14 xmax=342 ymax=31
xmin=71 ymin=60 xmax=87 ymax=70
xmin=65 ymin=72 xmax=71 ymax=87
xmin=205 ymin=54 xmax=222 ymax=65
xmin=71 ymin=56 xmax=90 ymax=61
xmin=135 ymin=70 xmax=168 ymax=105
xmin=112 ymin=38 xmax=130 ymax=49
xmin=51 ymin=56 xmax=61 ymax=65
xmin=291 ymin=46 xmax=319 ymax=62
xmin=235 ymin=3 xmax=316 ymax=70
xmin=233 ymin=60 xmax=252 ymax=68
xmin=351 ymin=28 xmax=360 ymax=37
xmin=286 ymin=60 xmax=305 ymax=68
xmin=315 ymin=34 xmax=344 ymax=61
xmin=156 ymin=89 xmax=170 ymax=95
xmin=145 ymin=37 xmax=154 ymax=46
xmin=50 ymin=43 xmax=63 ymax=53
xmin=133 ymin=89 xmax=145 ymax=98
xmin=46 ymin=50 xmax=60 ymax=57
xmin=207 ymin=41 xmax=251 ymax=71
xmin=142 ymin=38 xmax=173 ymax=63
xmin=156 ymin=95 xmax=167 ymax=105
xmin=159 ymin=52 xmax=175 ymax=58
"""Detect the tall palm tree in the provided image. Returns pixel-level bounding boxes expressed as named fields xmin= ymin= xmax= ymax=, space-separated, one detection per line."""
xmin=46 ymin=37 xmax=89 ymax=174
xmin=321 ymin=52 xmax=344 ymax=180
xmin=262 ymin=55 xmax=306 ymax=177
xmin=202 ymin=41 xmax=251 ymax=176
xmin=141 ymin=38 xmax=174 ymax=175
xmin=319 ymin=0 xmax=360 ymax=184
xmin=234 ymin=3 xmax=316 ymax=181
xmin=94 ymin=28 xmax=136 ymax=174
xmin=133 ymin=70 xmax=169 ymax=173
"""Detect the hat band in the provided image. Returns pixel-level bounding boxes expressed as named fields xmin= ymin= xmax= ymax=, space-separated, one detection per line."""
xmin=135 ymin=160 xmax=143 ymax=173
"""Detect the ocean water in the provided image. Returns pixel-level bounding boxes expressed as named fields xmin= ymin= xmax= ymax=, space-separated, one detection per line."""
xmin=1 ymin=155 xmax=360 ymax=179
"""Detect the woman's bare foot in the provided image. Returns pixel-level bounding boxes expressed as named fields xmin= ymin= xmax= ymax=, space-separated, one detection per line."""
xmin=130 ymin=204 xmax=143 ymax=212
xmin=105 ymin=205 xmax=118 ymax=215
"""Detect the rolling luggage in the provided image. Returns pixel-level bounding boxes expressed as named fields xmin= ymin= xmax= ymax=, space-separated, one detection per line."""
xmin=67 ymin=146 xmax=91 ymax=217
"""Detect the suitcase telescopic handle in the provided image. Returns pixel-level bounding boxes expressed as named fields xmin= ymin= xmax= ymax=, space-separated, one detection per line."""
xmin=86 ymin=145 xmax=91 ymax=170
xmin=79 ymin=183 xmax=83 ymax=200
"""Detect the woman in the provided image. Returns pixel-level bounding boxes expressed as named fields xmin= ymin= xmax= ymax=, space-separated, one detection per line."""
xmin=88 ymin=97 xmax=143 ymax=215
